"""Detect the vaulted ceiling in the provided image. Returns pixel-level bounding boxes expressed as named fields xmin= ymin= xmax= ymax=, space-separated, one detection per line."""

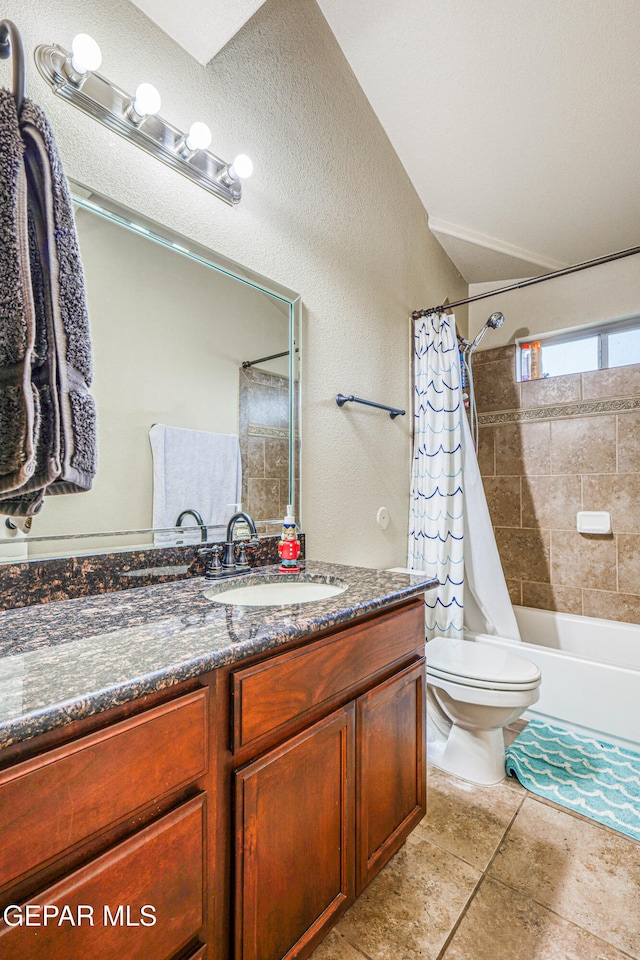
xmin=126 ymin=0 xmax=640 ymax=283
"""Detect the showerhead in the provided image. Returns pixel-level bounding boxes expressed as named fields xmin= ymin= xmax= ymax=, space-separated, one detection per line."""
xmin=464 ymin=310 xmax=507 ymax=452
xmin=470 ymin=311 xmax=506 ymax=350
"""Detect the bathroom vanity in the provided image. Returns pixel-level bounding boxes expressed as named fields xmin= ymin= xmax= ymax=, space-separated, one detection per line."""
xmin=0 ymin=563 xmax=434 ymax=960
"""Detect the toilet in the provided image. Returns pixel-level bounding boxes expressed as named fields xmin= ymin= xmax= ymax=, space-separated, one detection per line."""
xmin=425 ymin=636 xmax=542 ymax=785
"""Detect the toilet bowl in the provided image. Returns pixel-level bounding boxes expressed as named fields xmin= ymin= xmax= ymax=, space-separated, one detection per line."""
xmin=425 ymin=636 xmax=542 ymax=785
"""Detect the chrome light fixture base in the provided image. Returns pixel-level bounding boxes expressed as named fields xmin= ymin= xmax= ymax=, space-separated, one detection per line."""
xmin=35 ymin=43 xmax=242 ymax=205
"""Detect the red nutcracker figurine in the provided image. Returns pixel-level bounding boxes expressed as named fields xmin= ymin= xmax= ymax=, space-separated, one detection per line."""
xmin=278 ymin=507 xmax=301 ymax=573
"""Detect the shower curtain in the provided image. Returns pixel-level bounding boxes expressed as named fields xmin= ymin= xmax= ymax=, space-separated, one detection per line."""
xmin=408 ymin=312 xmax=464 ymax=639
xmin=408 ymin=312 xmax=520 ymax=642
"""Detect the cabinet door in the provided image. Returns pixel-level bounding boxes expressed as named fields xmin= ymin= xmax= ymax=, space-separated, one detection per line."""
xmin=356 ymin=658 xmax=426 ymax=893
xmin=234 ymin=704 xmax=355 ymax=960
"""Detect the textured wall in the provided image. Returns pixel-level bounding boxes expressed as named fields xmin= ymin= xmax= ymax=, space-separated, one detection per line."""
xmin=475 ymin=345 xmax=640 ymax=625
xmin=9 ymin=0 xmax=466 ymax=568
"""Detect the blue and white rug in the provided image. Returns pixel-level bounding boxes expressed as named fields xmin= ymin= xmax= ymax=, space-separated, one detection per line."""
xmin=506 ymin=719 xmax=640 ymax=842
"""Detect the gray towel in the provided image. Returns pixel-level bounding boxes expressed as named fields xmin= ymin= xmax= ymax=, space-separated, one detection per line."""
xmin=0 ymin=90 xmax=96 ymax=517
xmin=0 ymin=90 xmax=38 ymax=498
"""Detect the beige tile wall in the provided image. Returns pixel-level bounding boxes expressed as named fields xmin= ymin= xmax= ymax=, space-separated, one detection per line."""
xmin=475 ymin=346 xmax=640 ymax=623
xmin=239 ymin=367 xmax=291 ymax=526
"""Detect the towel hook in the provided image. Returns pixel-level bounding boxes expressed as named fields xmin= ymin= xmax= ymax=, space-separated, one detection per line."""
xmin=0 ymin=19 xmax=25 ymax=111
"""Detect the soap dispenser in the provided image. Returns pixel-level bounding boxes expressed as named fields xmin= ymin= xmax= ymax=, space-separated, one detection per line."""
xmin=278 ymin=505 xmax=301 ymax=573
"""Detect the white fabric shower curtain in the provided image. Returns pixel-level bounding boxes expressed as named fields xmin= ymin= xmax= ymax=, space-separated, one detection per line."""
xmin=408 ymin=313 xmax=464 ymax=639
xmin=460 ymin=409 xmax=520 ymax=640
xmin=408 ymin=312 xmax=520 ymax=642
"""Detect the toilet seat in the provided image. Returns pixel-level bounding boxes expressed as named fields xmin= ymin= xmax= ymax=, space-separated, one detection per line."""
xmin=426 ymin=671 xmax=541 ymax=707
xmin=427 ymin=666 xmax=541 ymax=692
xmin=426 ymin=636 xmax=541 ymax=691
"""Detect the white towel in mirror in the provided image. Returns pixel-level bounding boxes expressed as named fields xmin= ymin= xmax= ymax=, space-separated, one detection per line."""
xmin=150 ymin=424 xmax=242 ymax=546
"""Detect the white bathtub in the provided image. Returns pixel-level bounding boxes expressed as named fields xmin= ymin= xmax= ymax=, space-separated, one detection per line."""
xmin=467 ymin=605 xmax=640 ymax=753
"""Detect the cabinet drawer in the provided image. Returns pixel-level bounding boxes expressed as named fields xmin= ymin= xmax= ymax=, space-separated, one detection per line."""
xmin=0 ymin=794 xmax=205 ymax=960
xmin=232 ymin=601 xmax=423 ymax=751
xmin=0 ymin=687 xmax=208 ymax=889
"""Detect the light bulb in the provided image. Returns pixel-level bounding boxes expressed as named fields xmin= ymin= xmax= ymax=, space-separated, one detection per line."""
xmin=70 ymin=34 xmax=102 ymax=74
xmin=186 ymin=122 xmax=212 ymax=152
xmin=133 ymin=83 xmax=161 ymax=118
xmin=229 ymin=154 xmax=253 ymax=180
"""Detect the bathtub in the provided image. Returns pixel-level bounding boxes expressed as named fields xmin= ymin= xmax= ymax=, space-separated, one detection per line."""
xmin=467 ymin=605 xmax=640 ymax=753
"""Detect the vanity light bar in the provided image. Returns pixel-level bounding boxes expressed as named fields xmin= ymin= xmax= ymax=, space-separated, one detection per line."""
xmin=35 ymin=39 xmax=252 ymax=205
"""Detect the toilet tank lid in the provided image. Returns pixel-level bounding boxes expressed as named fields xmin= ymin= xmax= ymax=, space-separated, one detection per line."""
xmin=426 ymin=637 xmax=541 ymax=684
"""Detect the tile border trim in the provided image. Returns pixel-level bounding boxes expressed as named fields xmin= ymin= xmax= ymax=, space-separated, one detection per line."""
xmin=478 ymin=395 xmax=640 ymax=425
xmin=248 ymin=423 xmax=288 ymax=439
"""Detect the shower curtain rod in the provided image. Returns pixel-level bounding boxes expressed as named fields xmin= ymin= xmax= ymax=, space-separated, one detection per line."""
xmin=242 ymin=348 xmax=299 ymax=369
xmin=412 ymin=243 xmax=640 ymax=319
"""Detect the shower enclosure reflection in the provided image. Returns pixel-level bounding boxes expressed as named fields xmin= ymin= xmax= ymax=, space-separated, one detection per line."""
xmin=3 ymin=189 xmax=301 ymax=561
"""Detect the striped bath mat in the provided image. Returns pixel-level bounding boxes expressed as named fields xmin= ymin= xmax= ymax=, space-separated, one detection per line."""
xmin=506 ymin=719 xmax=640 ymax=842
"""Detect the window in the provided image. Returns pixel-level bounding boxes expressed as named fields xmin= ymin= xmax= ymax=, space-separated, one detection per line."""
xmin=517 ymin=316 xmax=640 ymax=381
xmin=608 ymin=326 xmax=640 ymax=368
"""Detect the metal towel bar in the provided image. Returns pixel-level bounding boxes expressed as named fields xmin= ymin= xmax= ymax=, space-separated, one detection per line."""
xmin=336 ymin=394 xmax=405 ymax=420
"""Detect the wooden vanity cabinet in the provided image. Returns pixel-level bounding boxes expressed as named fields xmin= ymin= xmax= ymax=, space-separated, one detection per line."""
xmin=229 ymin=598 xmax=426 ymax=960
xmin=0 ymin=593 xmax=426 ymax=960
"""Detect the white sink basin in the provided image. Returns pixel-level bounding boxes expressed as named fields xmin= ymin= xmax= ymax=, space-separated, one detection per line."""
xmin=204 ymin=578 xmax=347 ymax=606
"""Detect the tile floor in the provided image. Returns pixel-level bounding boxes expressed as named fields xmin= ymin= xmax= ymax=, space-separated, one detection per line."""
xmin=310 ymin=724 xmax=640 ymax=960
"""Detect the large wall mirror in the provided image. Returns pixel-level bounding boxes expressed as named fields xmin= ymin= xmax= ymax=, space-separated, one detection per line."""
xmin=2 ymin=184 xmax=301 ymax=562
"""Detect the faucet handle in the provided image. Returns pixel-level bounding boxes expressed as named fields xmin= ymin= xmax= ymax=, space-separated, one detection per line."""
xmin=235 ymin=541 xmax=250 ymax=569
xmin=235 ymin=534 xmax=261 ymax=569
xmin=199 ymin=544 xmax=223 ymax=578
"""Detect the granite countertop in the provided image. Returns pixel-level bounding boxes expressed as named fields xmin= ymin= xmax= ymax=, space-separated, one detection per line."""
xmin=0 ymin=561 xmax=436 ymax=751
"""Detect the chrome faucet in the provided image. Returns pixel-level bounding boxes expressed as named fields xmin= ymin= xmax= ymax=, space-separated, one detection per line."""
xmin=176 ymin=508 xmax=208 ymax=543
xmin=221 ymin=511 xmax=259 ymax=570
